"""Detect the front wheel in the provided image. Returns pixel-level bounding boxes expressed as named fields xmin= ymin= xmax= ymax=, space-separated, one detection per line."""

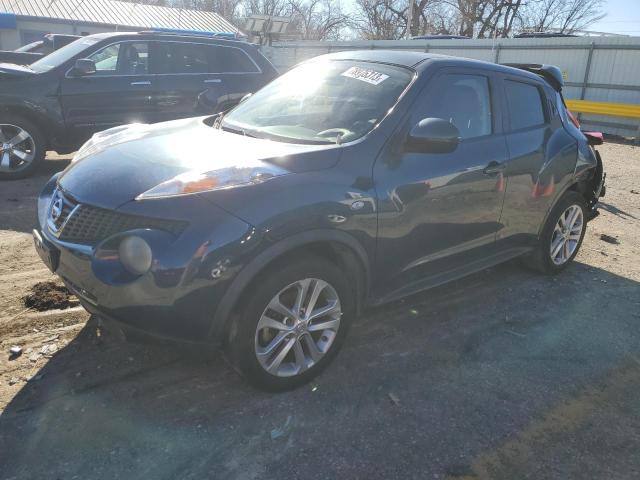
xmin=226 ymin=257 xmax=354 ymax=391
xmin=523 ymin=191 xmax=588 ymax=274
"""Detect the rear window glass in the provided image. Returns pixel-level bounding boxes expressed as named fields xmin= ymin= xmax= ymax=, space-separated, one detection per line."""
xmin=505 ymin=80 xmax=546 ymax=130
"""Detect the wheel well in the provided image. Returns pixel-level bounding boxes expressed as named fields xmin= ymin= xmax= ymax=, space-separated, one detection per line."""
xmin=567 ymin=176 xmax=596 ymax=205
xmin=568 ymin=150 xmax=604 ymax=208
xmin=220 ymin=240 xmax=368 ymax=344
xmin=567 ymin=180 xmax=588 ymax=196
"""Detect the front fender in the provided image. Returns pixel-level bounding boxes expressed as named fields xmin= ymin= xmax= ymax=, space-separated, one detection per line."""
xmin=208 ymin=228 xmax=371 ymax=342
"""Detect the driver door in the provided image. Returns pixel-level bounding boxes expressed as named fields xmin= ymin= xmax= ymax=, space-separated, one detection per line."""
xmin=60 ymin=41 xmax=157 ymax=140
xmin=373 ymin=69 xmax=510 ymax=299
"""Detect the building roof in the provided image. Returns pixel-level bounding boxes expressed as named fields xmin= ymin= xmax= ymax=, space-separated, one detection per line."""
xmin=0 ymin=0 xmax=239 ymax=34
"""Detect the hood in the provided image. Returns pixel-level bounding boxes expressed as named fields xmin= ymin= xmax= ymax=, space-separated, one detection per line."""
xmin=58 ymin=117 xmax=341 ymax=210
xmin=0 ymin=62 xmax=35 ymax=77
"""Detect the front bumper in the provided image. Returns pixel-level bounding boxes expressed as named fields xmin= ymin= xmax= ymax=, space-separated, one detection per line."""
xmin=35 ymin=177 xmax=261 ymax=342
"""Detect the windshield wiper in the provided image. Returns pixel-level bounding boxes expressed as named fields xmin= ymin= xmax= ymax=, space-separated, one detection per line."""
xmin=220 ymin=122 xmax=261 ymax=139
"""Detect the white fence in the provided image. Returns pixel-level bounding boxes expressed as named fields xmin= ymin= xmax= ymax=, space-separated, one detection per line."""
xmin=261 ymin=37 xmax=640 ymax=137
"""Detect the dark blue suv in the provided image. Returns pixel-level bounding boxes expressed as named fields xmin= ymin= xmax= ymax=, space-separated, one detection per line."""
xmin=0 ymin=31 xmax=277 ymax=179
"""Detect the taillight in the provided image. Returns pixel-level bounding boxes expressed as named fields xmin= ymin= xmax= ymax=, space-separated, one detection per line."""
xmin=567 ymin=110 xmax=581 ymax=129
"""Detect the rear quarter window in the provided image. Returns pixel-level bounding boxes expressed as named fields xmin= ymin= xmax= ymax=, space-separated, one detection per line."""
xmin=505 ymin=80 xmax=546 ymax=130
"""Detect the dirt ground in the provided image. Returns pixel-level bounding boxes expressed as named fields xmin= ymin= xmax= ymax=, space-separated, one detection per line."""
xmin=0 ymin=143 xmax=639 ymax=479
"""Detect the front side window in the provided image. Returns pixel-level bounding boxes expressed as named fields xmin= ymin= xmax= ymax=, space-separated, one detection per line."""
xmin=424 ymin=74 xmax=492 ymax=140
xmin=87 ymin=42 xmax=149 ymax=75
xmin=223 ymin=61 xmax=414 ymax=144
xmin=505 ymin=80 xmax=546 ymax=130
xmin=89 ymin=43 xmax=120 ymax=74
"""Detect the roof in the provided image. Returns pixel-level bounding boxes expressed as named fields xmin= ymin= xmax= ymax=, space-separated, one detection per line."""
xmin=317 ymin=50 xmax=440 ymax=68
xmin=0 ymin=0 xmax=239 ymax=34
xmin=309 ymin=50 xmax=553 ymax=84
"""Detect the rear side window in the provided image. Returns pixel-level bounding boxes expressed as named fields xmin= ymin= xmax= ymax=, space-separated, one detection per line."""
xmin=425 ymin=74 xmax=492 ymax=140
xmin=152 ymin=43 xmax=259 ymax=74
xmin=153 ymin=42 xmax=209 ymax=74
xmin=505 ymin=80 xmax=546 ymax=130
xmin=209 ymin=46 xmax=259 ymax=73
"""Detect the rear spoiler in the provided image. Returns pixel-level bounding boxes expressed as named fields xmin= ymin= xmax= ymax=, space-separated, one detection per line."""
xmin=501 ymin=63 xmax=564 ymax=92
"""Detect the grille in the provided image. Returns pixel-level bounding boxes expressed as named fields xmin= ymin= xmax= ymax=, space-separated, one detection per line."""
xmin=57 ymin=204 xmax=187 ymax=245
xmin=49 ymin=189 xmax=78 ymax=233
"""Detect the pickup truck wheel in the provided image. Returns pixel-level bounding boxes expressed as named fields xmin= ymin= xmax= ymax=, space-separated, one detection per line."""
xmin=226 ymin=257 xmax=354 ymax=391
xmin=523 ymin=191 xmax=587 ymax=274
xmin=0 ymin=115 xmax=46 ymax=180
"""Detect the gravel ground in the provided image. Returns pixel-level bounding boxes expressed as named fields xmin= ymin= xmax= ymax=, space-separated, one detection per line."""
xmin=0 ymin=142 xmax=639 ymax=479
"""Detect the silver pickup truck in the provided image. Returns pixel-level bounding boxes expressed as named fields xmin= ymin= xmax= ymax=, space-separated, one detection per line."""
xmin=0 ymin=33 xmax=79 ymax=65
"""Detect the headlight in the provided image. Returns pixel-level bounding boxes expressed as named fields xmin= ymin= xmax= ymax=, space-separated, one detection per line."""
xmin=118 ymin=236 xmax=153 ymax=275
xmin=136 ymin=164 xmax=288 ymax=200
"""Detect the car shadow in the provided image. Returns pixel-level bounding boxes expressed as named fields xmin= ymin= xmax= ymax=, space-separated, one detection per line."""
xmin=598 ymin=200 xmax=638 ymax=220
xmin=1 ymin=260 xmax=640 ymax=479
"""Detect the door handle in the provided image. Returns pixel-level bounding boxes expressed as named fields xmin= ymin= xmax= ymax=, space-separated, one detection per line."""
xmin=131 ymin=81 xmax=151 ymax=86
xmin=483 ymin=161 xmax=506 ymax=175
xmin=204 ymin=79 xmax=222 ymax=84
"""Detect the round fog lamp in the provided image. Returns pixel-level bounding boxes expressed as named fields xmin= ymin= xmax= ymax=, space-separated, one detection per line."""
xmin=119 ymin=236 xmax=152 ymax=275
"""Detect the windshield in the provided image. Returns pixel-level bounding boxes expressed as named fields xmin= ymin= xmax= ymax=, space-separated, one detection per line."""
xmin=222 ymin=60 xmax=414 ymax=144
xmin=29 ymin=37 xmax=99 ymax=73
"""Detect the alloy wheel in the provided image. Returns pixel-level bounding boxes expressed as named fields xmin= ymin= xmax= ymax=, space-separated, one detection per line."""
xmin=0 ymin=124 xmax=36 ymax=174
xmin=550 ymin=204 xmax=584 ymax=265
xmin=254 ymin=278 xmax=342 ymax=377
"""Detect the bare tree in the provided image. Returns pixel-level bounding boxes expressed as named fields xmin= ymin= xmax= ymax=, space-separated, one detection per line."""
xmin=209 ymin=0 xmax=244 ymax=23
xmin=289 ymin=0 xmax=349 ymax=39
xmin=351 ymin=0 xmax=405 ymax=39
xmin=518 ymin=0 xmax=605 ymax=34
xmin=351 ymin=0 xmax=449 ymax=39
xmin=241 ymin=0 xmax=292 ymax=17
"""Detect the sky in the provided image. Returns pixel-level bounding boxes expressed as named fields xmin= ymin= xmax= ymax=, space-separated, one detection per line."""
xmin=585 ymin=0 xmax=640 ymax=35
xmin=338 ymin=0 xmax=640 ymax=36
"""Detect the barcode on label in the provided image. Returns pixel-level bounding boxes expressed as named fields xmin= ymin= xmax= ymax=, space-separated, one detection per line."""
xmin=341 ymin=66 xmax=389 ymax=85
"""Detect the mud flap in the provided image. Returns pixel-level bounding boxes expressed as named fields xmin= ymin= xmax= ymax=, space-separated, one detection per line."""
xmin=586 ymin=149 xmax=606 ymax=221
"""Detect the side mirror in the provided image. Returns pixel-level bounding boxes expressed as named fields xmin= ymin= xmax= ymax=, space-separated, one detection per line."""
xmin=69 ymin=58 xmax=96 ymax=77
xmin=406 ymin=118 xmax=460 ymax=154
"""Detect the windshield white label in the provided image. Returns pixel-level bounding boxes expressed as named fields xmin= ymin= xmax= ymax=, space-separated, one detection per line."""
xmin=341 ymin=66 xmax=389 ymax=85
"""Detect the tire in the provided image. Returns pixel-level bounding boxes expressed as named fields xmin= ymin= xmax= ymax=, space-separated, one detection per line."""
xmin=226 ymin=256 xmax=355 ymax=391
xmin=523 ymin=191 xmax=588 ymax=274
xmin=0 ymin=114 xmax=46 ymax=180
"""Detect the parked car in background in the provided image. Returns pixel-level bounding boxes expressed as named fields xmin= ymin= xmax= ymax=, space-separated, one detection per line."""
xmin=514 ymin=32 xmax=577 ymax=38
xmin=34 ymin=51 xmax=605 ymax=390
xmin=0 ymin=31 xmax=278 ymax=179
xmin=0 ymin=33 xmax=80 ymax=65
xmin=411 ymin=34 xmax=470 ymax=40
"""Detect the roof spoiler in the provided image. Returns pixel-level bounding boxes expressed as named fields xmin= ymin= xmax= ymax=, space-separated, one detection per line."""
xmin=502 ymin=63 xmax=564 ymax=91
